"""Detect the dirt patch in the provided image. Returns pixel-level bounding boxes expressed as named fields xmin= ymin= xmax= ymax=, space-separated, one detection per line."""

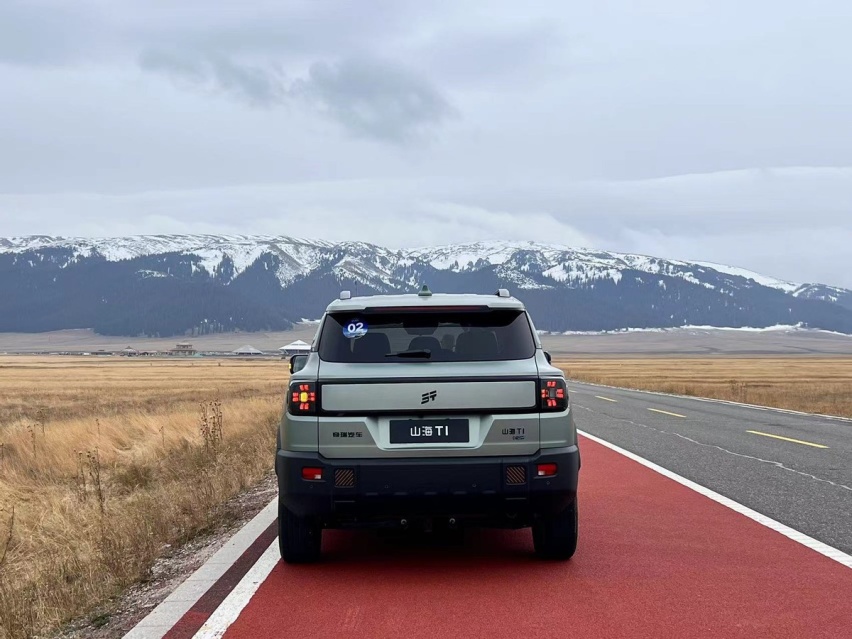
xmin=53 ymin=473 xmax=277 ymax=639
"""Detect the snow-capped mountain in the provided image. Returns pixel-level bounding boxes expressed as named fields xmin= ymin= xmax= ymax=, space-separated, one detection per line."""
xmin=1 ymin=235 xmax=850 ymax=337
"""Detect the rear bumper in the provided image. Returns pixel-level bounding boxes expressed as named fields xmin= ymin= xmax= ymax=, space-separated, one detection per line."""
xmin=276 ymin=446 xmax=580 ymax=528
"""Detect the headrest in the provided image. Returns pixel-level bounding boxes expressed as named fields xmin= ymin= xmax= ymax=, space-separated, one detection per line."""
xmin=351 ymin=332 xmax=390 ymax=360
xmin=455 ymin=329 xmax=498 ymax=358
xmin=408 ymin=335 xmax=441 ymax=352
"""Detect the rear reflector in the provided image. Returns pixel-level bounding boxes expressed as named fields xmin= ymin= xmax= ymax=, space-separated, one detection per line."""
xmin=506 ymin=465 xmax=527 ymax=485
xmin=334 ymin=468 xmax=355 ymax=488
xmin=301 ymin=467 xmax=323 ymax=481
xmin=536 ymin=463 xmax=558 ymax=477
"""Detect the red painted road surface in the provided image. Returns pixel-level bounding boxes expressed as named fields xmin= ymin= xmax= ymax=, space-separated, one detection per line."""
xmin=217 ymin=438 xmax=851 ymax=638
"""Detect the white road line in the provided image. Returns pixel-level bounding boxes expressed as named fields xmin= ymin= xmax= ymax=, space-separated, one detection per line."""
xmin=569 ymin=379 xmax=852 ymax=423
xmin=192 ymin=539 xmax=279 ymax=639
xmin=579 ymin=430 xmax=852 ymax=570
xmin=124 ymin=498 xmax=278 ymax=639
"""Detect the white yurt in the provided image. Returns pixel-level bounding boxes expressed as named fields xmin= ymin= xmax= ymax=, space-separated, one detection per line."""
xmin=278 ymin=340 xmax=311 ymax=355
xmin=232 ymin=345 xmax=264 ymax=355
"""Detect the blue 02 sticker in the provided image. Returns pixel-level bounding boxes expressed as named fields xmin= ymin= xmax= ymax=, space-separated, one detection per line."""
xmin=342 ymin=318 xmax=368 ymax=339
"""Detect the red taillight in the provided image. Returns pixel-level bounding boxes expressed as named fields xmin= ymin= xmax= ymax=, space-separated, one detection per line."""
xmin=288 ymin=382 xmax=317 ymax=415
xmin=537 ymin=463 xmax=558 ymax=477
xmin=301 ymin=467 xmax=323 ymax=481
xmin=539 ymin=378 xmax=568 ymax=411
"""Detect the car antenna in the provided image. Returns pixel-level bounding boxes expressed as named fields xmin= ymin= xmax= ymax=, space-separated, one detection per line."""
xmin=418 ymin=284 xmax=432 ymax=297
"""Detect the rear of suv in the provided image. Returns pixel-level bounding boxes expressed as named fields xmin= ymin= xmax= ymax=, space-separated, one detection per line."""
xmin=275 ymin=287 xmax=580 ymax=562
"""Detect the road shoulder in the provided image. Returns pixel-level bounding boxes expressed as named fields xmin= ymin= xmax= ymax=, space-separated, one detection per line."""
xmin=54 ymin=474 xmax=277 ymax=639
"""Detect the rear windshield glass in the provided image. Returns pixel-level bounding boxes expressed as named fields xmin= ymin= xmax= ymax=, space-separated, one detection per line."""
xmin=318 ymin=309 xmax=536 ymax=363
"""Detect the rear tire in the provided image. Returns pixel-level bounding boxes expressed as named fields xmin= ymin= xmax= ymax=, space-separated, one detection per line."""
xmin=532 ymin=501 xmax=578 ymax=560
xmin=278 ymin=499 xmax=322 ymax=564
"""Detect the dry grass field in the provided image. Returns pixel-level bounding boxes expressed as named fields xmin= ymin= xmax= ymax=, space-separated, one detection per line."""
xmin=0 ymin=357 xmax=289 ymax=639
xmin=556 ymin=357 xmax=852 ymax=418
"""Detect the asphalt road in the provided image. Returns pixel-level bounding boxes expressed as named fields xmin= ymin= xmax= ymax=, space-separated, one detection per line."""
xmin=567 ymin=380 xmax=852 ymax=555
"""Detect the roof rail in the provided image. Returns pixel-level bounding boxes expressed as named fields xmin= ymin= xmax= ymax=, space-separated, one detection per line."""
xmin=496 ymin=288 xmax=510 ymax=298
xmin=339 ymin=290 xmax=352 ymax=300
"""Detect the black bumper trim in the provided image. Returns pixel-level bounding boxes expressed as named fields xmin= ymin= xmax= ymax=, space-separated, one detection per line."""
xmin=276 ymin=447 xmax=579 ymax=527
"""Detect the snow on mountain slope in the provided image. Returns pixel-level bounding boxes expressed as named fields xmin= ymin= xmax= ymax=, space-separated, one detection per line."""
xmin=2 ymin=235 xmax=849 ymax=302
xmin=0 ymin=235 xmax=342 ymax=285
xmin=408 ymin=241 xmax=717 ymax=289
xmin=790 ymin=283 xmax=846 ymax=302
xmin=692 ymin=260 xmax=799 ymax=293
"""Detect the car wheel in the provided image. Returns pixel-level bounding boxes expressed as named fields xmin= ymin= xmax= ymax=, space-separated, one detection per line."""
xmin=532 ymin=501 xmax=578 ymax=560
xmin=278 ymin=499 xmax=322 ymax=564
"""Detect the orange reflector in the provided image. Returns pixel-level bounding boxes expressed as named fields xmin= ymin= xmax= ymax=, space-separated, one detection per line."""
xmin=301 ymin=467 xmax=323 ymax=481
xmin=537 ymin=463 xmax=558 ymax=477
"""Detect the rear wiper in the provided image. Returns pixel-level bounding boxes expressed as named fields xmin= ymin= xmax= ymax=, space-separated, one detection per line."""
xmin=385 ymin=349 xmax=432 ymax=359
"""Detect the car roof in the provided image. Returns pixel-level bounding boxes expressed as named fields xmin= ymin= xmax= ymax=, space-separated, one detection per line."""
xmin=325 ymin=291 xmax=526 ymax=312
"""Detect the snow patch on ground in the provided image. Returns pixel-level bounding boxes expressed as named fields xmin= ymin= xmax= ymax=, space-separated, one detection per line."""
xmin=554 ymin=323 xmax=852 ymax=336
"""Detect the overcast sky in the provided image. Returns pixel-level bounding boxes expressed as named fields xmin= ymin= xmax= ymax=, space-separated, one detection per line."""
xmin=1 ymin=0 xmax=851 ymax=287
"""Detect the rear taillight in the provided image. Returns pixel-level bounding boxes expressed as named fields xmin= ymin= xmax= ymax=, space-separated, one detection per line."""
xmin=288 ymin=382 xmax=317 ymax=415
xmin=301 ymin=467 xmax=323 ymax=481
xmin=537 ymin=463 xmax=558 ymax=477
xmin=539 ymin=378 xmax=568 ymax=412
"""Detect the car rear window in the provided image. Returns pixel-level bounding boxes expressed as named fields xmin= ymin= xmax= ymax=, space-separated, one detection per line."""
xmin=318 ymin=308 xmax=536 ymax=363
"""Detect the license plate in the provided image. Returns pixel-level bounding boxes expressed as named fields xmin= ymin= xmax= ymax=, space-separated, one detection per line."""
xmin=389 ymin=418 xmax=469 ymax=444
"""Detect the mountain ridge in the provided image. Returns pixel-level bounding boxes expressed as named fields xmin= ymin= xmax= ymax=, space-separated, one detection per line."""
xmin=1 ymin=234 xmax=850 ymax=337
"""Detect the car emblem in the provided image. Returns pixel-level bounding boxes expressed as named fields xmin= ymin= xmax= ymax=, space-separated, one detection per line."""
xmin=421 ymin=390 xmax=437 ymax=404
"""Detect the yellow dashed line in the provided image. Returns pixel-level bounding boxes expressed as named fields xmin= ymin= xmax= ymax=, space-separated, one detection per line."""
xmin=595 ymin=395 xmax=618 ymax=403
xmin=746 ymin=430 xmax=829 ymax=449
xmin=647 ymin=408 xmax=687 ymax=418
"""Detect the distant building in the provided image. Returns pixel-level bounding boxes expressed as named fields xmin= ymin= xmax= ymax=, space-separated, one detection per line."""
xmin=121 ymin=346 xmax=139 ymax=356
xmin=232 ymin=345 xmax=264 ymax=356
xmin=170 ymin=342 xmax=196 ymax=356
xmin=278 ymin=340 xmax=311 ymax=356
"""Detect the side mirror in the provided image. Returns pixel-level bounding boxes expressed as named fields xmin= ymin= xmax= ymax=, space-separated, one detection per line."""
xmin=289 ymin=354 xmax=308 ymax=374
xmin=543 ymin=351 xmax=552 ymax=364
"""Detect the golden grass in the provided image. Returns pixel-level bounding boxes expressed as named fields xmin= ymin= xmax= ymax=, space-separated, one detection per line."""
xmin=0 ymin=357 xmax=289 ymax=639
xmin=556 ymin=357 xmax=852 ymax=418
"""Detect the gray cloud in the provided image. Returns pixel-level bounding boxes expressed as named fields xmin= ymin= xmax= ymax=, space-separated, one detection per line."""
xmin=139 ymin=50 xmax=288 ymax=106
xmin=140 ymin=50 xmax=457 ymax=142
xmin=294 ymin=56 xmax=458 ymax=142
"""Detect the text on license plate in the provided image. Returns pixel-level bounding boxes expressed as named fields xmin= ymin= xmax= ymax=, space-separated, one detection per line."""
xmin=389 ymin=418 xmax=469 ymax=443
